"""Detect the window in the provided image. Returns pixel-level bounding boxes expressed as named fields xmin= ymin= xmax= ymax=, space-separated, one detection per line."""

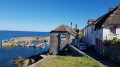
xmin=61 ymin=33 xmax=66 ymax=41
xmin=110 ymin=26 xmax=116 ymax=34
xmin=61 ymin=33 xmax=66 ymax=38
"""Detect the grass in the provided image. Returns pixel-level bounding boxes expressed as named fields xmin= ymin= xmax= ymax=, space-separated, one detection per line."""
xmin=35 ymin=56 xmax=104 ymax=67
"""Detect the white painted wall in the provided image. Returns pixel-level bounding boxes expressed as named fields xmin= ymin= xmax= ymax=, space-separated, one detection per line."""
xmin=103 ymin=25 xmax=120 ymax=40
xmin=82 ymin=24 xmax=96 ymax=46
xmin=96 ymin=29 xmax=103 ymax=41
xmin=82 ymin=28 xmax=85 ymax=42
xmin=116 ymin=26 xmax=120 ymax=39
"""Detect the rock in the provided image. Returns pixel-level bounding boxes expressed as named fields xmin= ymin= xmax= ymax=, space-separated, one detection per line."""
xmin=29 ymin=59 xmax=35 ymax=64
xmin=13 ymin=56 xmax=24 ymax=64
xmin=22 ymin=59 xmax=30 ymax=67
xmin=13 ymin=56 xmax=25 ymax=67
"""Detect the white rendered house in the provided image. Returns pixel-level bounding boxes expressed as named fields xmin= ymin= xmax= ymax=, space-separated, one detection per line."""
xmin=82 ymin=5 xmax=120 ymax=55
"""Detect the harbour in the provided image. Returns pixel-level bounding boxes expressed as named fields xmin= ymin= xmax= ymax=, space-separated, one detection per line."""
xmin=0 ymin=30 xmax=50 ymax=67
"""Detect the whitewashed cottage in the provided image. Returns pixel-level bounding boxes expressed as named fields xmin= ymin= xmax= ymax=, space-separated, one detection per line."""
xmin=82 ymin=5 xmax=120 ymax=55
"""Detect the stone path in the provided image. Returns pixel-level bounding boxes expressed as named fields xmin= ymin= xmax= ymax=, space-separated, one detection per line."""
xmin=28 ymin=55 xmax=56 ymax=67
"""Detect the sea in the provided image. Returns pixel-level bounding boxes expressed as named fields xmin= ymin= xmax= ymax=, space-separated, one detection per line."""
xmin=0 ymin=30 xmax=50 ymax=67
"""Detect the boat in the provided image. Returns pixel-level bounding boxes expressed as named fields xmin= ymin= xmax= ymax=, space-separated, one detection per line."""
xmin=34 ymin=44 xmax=39 ymax=48
xmin=25 ymin=45 xmax=29 ymax=47
xmin=41 ymin=46 xmax=45 ymax=48
xmin=12 ymin=44 xmax=18 ymax=46
xmin=29 ymin=44 xmax=34 ymax=47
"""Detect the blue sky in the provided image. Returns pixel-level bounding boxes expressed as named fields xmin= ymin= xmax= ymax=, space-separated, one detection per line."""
xmin=0 ymin=0 xmax=120 ymax=32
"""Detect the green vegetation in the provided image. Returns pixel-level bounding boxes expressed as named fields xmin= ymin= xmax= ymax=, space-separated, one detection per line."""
xmin=117 ymin=39 xmax=120 ymax=42
xmin=35 ymin=56 xmax=104 ymax=67
xmin=78 ymin=33 xmax=82 ymax=39
xmin=103 ymin=40 xmax=116 ymax=46
xmin=103 ymin=39 xmax=120 ymax=46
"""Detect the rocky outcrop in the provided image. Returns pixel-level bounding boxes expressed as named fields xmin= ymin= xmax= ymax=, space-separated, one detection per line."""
xmin=13 ymin=56 xmax=25 ymax=67
xmin=13 ymin=54 xmax=44 ymax=67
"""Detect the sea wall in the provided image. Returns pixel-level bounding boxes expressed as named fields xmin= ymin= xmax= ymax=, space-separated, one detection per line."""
xmin=1 ymin=37 xmax=50 ymax=47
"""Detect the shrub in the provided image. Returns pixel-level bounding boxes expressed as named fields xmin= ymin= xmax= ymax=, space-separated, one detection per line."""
xmin=110 ymin=40 xmax=116 ymax=45
xmin=116 ymin=39 xmax=120 ymax=44
xmin=117 ymin=39 xmax=120 ymax=42
xmin=103 ymin=40 xmax=110 ymax=46
xmin=103 ymin=40 xmax=117 ymax=46
xmin=78 ymin=33 xmax=82 ymax=39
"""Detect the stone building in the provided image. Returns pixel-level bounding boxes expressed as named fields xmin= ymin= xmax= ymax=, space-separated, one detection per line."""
xmin=49 ymin=24 xmax=77 ymax=55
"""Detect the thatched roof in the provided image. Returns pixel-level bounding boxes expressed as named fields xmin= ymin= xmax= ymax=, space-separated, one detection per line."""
xmin=95 ymin=5 xmax=120 ymax=29
xmin=88 ymin=19 xmax=96 ymax=22
xmin=86 ymin=19 xmax=97 ymax=27
xmin=51 ymin=24 xmax=77 ymax=37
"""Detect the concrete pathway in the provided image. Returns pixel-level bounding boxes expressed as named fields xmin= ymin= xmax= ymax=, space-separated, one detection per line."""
xmin=28 ymin=55 xmax=56 ymax=67
xmin=83 ymin=49 xmax=120 ymax=67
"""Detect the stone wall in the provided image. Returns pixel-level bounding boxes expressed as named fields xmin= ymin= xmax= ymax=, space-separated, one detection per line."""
xmin=67 ymin=45 xmax=88 ymax=57
xmin=1 ymin=37 xmax=50 ymax=47
xmin=49 ymin=32 xmax=71 ymax=55
xmin=104 ymin=44 xmax=120 ymax=64
xmin=49 ymin=32 xmax=59 ymax=54
xmin=15 ymin=37 xmax=50 ymax=43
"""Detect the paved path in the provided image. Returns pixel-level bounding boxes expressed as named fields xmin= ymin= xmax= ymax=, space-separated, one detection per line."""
xmin=83 ymin=49 xmax=120 ymax=67
xmin=28 ymin=55 xmax=56 ymax=67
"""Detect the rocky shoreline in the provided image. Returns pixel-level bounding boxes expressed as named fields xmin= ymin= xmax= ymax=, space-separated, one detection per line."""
xmin=13 ymin=52 xmax=49 ymax=67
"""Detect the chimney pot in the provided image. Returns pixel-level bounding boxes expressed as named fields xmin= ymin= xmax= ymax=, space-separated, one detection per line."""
xmin=75 ymin=24 xmax=77 ymax=29
xmin=109 ymin=7 xmax=114 ymax=12
xmin=71 ymin=22 xmax=72 ymax=29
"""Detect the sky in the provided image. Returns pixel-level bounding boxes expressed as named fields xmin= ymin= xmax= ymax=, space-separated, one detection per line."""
xmin=0 ymin=0 xmax=120 ymax=32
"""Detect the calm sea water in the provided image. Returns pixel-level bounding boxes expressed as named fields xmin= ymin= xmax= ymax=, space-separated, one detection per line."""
xmin=0 ymin=30 xmax=50 ymax=67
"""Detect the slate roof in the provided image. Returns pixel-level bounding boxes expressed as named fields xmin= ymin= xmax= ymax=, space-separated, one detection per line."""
xmin=95 ymin=5 xmax=120 ymax=29
xmin=51 ymin=24 xmax=77 ymax=37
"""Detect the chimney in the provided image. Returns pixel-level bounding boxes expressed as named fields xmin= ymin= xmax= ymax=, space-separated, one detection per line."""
xmin=71 ymin=22 xmax=72 ymax=29
xmin=109 ymin=7 xmax=114 ymax=12
xmin=75 ymin=24 xmax=77 ymax=29
xmin=117 ymin=4 xmax=120 ymax=6
xmin=117 ymin=4 xmax=120 ymax=9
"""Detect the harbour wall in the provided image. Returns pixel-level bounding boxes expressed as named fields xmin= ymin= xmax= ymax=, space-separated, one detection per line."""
xmin=1 ymin=36 xmax=50 ymax=47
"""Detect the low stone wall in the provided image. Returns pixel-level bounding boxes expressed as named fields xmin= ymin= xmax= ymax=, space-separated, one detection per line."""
xmin=67 ymin=45 xmax=88 ymax=57
xmin=104 ymin=44 xmax=120 ymax=64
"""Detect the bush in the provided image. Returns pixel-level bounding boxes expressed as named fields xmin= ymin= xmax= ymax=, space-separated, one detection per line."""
xmin=103 ymin=40 xmax=110 ymax=46
xmin=110 ymin=40 xmax=116 ymax=45
xmin=78 ymin=33 xmax=82 ymax=39
xmin=116 ymin=39 xmax=120 ymax=44
xmin=103 ymin=40 xmax=117 ymax=46
xmin=117 ymin=39 xmax=120 ymax=42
